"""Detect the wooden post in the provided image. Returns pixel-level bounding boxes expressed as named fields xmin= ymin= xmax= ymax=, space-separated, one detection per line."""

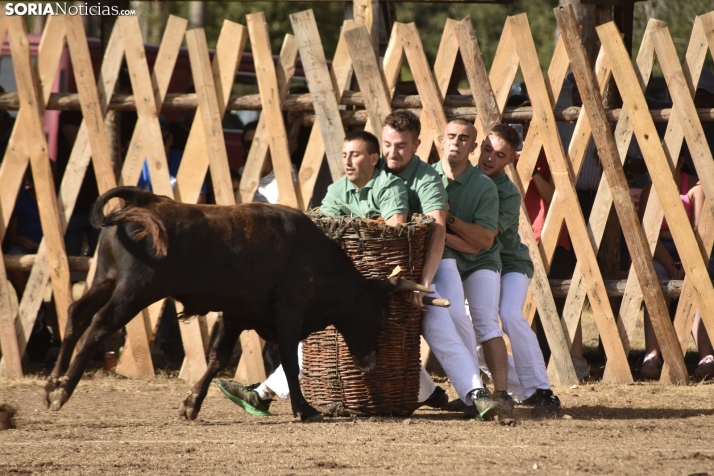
xmin=556 ymin=5 xmax=688 ymax=384
xmin=246 ymin=13 xmax=299 ymax=210
xmin=290 ymin=10 xmax=346 ymax=192
xmin=510 ymin=13 xmax=632 ymax=384
xmin=239 ymin=34 xmax=299 ymax=204
xmin=8 ymin=16 xmax=74 ymax=347
xmin=297 ymin=21 xmax=356 ymax=207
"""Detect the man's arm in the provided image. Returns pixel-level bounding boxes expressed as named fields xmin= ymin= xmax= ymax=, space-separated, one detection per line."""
xmin=385 ymin=213 xmax=407 ymax=226
xmin=445 ymin=232 xmax=480 ymax=254
xmin=414 ymin=209 xmax=446 ymax=307
xmin=449 ymin=217 xmax=496 ymax=250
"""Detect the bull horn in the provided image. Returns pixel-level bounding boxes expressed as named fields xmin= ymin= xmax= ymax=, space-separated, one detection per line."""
xmin=392 ymin=278 xmax=434 ymax=294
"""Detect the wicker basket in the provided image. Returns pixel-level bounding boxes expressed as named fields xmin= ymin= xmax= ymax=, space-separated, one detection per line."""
xmin=301 ymin=214 xmax=434 ymax=417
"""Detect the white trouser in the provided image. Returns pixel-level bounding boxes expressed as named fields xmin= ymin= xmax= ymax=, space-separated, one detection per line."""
xmin=463 ymin=267 xmax=528 ymax=401
xmin=264 ymin=343 xmax=438 ymax=402
xmin=498 ymin=272 xmax=551 ymax=397
xmin=423 ymin=261 xmax=484 ymax=404
xmin=263 ymin=342 xmax=303 ymax=400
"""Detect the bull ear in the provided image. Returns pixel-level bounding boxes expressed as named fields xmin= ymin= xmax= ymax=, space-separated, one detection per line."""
xmin=378 ymin=277 xmax=434 ymax=294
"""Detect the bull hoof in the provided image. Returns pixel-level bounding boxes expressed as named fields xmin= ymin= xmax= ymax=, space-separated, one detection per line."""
xmin=300 ymin=413 xmax=325 ymax=423
xmin=48 ymin=388 xmax=69 ymax=411
xmin=43 ymin=378 xmax=61 ymax=409
xmin=179 ymin=400 xmax=199 ymax=421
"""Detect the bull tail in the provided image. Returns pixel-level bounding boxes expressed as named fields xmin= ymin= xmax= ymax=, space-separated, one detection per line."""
xmin=91 ymin=186 xmax=169 ymax=258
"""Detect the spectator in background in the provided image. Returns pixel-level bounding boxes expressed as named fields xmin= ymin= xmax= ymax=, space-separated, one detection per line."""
xmin=168 ymin=85 xmax=195 ymax=152
xmin=558 ymin=73 xmax=601 ymax=222
xmin=137 ymin=115 xmax=207 ymax=203
xmin=239 ymin=120 xmax=298 ymax=204
xmin=0 ymin=85 xmax=15 ymax=165
xmin=4 ymin=172 xmax=42 ymax=298
xmin=230 ymin=168 xmax=242 ymax=203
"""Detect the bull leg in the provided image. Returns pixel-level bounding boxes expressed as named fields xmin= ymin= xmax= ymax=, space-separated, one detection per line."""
xmin=47 ymin=296 xmax=145 ymax=411
xmin=274 ymin=306 xmax=322 ymax=422
xmin=179 ymin=315 xmax=242 ymax=421
xmin=44 ymin=279 xmax=115 ymax=407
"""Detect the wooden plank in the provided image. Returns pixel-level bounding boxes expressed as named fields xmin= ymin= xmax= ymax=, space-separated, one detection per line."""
xmin=456 ymin=18 xmax=500 ymax=134
xmin=599 ymin=21 xmax=714 ymax=369
xmin=290 ymin=10 xmax=346 ymax=184
xmin=8 ymin=16 xmax=74 ymax=348
xmin=3 ymin=18 xmax=122 ymax=378
xmin=556 ymin=5 xmax=687 ymax=385
xmin=0 ymin=14 xmax=67 ymax=379
xmin=174 ymin=20 xmax=247 ymax=205
xmin=114 ymin=17 xmax=187 ymax=379
xmin=614 ymin=15 xmax=712 ymax=359
xmin=415 ymin=18 xmax=458 ymax=161
xmin=398 ymin=23 xmax=448 ymax=155
xmin=563 ymin=28 xmax=653 ymax=348
xmin=510 ymin=13 xmax=632 ymax=384
xmin=120 ymin=16 xmax=173 ymax=198
xmin=669 ymin=13 xmax=714 ymax=358
xmin=345 ymin=25 xmax=392 ymax=135
xmin=186 ymin=28 xmax=235 ymax=207
xmin=563 ymin=20 xmax=657 ymax=354
xmin=247 ymin=13 xmax=299 ymax=209
xmin=240 ymin=34 xmax=299 ymax=204
xmin=174 ymin=302 xmax=208 ymax=386
xmin=507 ymin=165 xmax=579 ymax=386
xmin=298 ymin=21 xmax=356 ymax=209
xmin=234 ymin=330 xmax=267 ymax=384
xmin=521 ymin=40 xmax=610 ymax=324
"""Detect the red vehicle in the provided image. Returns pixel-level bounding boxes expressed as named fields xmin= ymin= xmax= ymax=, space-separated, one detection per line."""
xmin=0 ymin=34 xmax=307 ymax=171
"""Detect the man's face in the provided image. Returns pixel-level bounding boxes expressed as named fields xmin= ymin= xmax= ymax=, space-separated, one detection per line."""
xmin=440 ymin=122 xmax=476 ymax=166
xmin=478 ymin=134 xmax=516 ymax=178
xmin=343 ymin=139 xmax=378 ymax=187
xmin=382 ymin=126 xmax=420 ymax=173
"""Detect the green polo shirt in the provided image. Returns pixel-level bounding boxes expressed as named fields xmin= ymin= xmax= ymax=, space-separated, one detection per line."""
xmin=380 ymin=156 xmax=447 ymax=214
xmin=320 ymin=168 xmax=409 ymax=220
xmin=433 ymin=160 xmax=501 ymax=279
xmin=491 ymin=171 xmax=534 ymax=278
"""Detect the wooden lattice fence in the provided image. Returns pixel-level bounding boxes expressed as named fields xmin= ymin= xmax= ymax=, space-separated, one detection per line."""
xmin=0 ymin=5 xmax=713 ymax=387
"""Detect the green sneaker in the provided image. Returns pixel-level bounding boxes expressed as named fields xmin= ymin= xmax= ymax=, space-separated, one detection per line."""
xmin=472 ymin=388 xmax=499 ymax=421
xmin=216 ymin=380 xmax=271 ymax=416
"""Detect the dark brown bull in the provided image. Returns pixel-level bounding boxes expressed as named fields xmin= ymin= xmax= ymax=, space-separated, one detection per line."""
xmin=43 ymin=187 xmax=431 ymax=422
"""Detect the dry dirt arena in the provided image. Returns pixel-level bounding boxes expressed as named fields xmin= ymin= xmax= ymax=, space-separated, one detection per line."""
xmin=0 ymin=369 xmax=712 ymax=475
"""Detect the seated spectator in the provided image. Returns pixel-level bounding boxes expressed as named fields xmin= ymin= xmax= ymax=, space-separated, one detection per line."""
xmin=137 ymin=115 xmax=207 ymax=203
xmin=4 ymin=173 xmax=42 ymax=298
xmin=639 ymin=155 xmax=709 ymax=378
xmin=230 ymin=168 xmax=241 ymax=203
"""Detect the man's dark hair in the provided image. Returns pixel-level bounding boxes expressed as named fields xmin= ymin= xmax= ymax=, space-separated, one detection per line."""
xmin=489 ymin=123 xmax=521 ymax=151
xmin=384 ymin=110 xmax=421 ymax=138
xmin=242 ymin=120 xmax=259 ymax=148
xmin=344 ymin=130 xmax=380 ymax=156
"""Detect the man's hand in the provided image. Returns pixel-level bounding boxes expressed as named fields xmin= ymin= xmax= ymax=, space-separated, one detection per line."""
xmin=412 ymin=291 xmax=426 ymax=308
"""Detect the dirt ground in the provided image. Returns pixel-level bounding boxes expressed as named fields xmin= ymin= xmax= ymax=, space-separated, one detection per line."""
xmin=0 ymin=366 xmax=712 ymax=475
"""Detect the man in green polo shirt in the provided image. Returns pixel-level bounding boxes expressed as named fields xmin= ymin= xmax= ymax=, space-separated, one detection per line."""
xmin=380 ymin=111 xmax=500 ymax=419
xmin=215 ymin=130 xmax=417 ymax=416
xmin=427 ymin=118 xmax=514 ymax=418
xmin=476 ymin=124 xmax=561 ymax=418
xmin=321 ymin=130 xmax=408 ymax=225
